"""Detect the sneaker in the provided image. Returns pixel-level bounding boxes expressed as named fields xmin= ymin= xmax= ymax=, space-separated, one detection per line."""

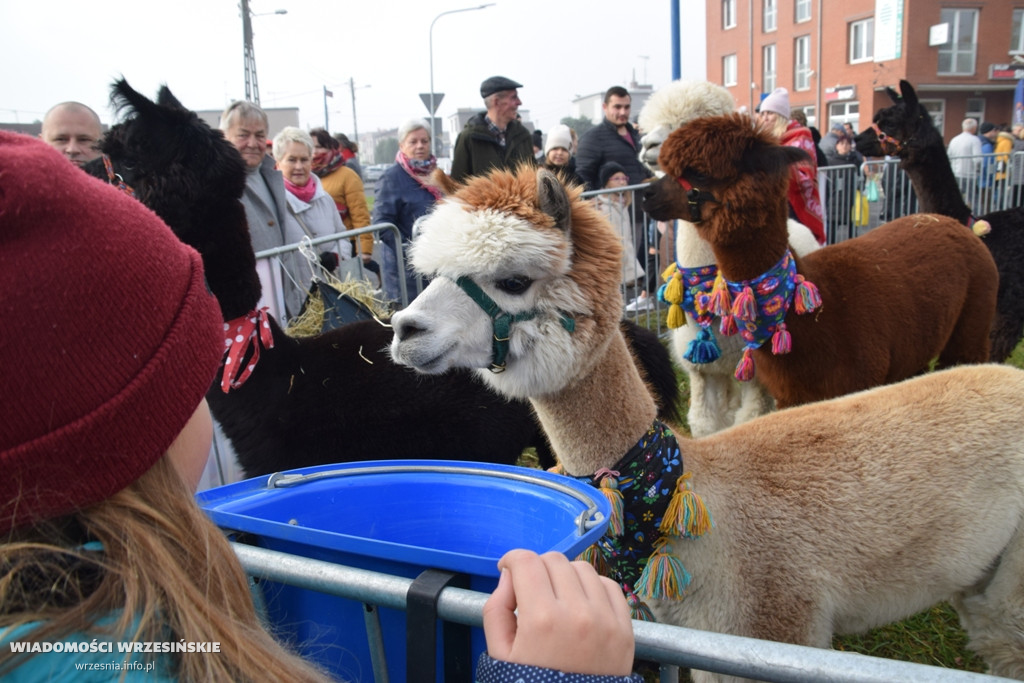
xmin=625 ymin=293 xmax=654 ymax=312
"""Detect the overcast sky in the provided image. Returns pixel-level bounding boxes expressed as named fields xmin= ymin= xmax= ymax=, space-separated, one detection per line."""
xmin=1 ymin=0 xmax=706 ymax=136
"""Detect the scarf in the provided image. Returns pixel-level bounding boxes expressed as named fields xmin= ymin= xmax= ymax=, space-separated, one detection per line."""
xmin=283 ymin=176 xmax=316 ymax=204
xmin=707 ymin=249 xmax=821 ymax=381
xmin=781 ymin=121 xmax=825 ymax=244
xmin=562 ymin=421 xmax=712 ymax=621
xmin=396 ymin=150 xmax=443 ymax=200
xmin=312 ymin=148 xmax=346 ymax=178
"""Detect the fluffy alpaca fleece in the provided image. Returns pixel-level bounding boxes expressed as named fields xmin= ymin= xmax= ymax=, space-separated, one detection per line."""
xmin=643 ymin=113 xmax=998 ymax=408
xmin=390 ymin=164 xmax=1024 ymax=681
xmin=637 ymin=80 xmax=820 ymax=436
xmin=856 ymin=79 xmax=1024 ymax=362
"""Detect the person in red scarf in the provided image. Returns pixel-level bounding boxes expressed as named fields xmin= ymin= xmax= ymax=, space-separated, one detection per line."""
xmin=756 ymin=88 xmax=826 ymax=245
xmin=371 ymin=118 xmax=443 ymax=304
xmin=272 ymin=127 xmax=352 ymax=273
xmin=309 ymin=128 xmax=374 ymax=267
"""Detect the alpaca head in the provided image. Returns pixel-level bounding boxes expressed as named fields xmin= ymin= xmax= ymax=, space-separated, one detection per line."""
xmin=641 ymin=113 xmax=807 ymax=248
xmin=389 ymin=166 xmax=624 ymax=399
xmin=856 ymin=80 xmax=939 ymax=160
xmin=637 ymin=80 xmax=736 ymax=175
xmin=81 ymin=79 xmax=259 ymax=321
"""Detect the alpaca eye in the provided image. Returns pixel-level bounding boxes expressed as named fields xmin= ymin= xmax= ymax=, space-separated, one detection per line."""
xmin=496 ymin=276 xmax=532 ymax=295
xmin=685 ymin=169 xmax=714 ymax=187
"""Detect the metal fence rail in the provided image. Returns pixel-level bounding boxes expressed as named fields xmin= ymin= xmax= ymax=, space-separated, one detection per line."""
xmin=233 ymin=543 xmax=1012 ymax=683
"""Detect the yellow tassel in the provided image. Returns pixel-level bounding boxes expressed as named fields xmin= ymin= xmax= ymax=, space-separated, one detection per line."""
xmin=659 ymin=472 xmax=713 ymax=538
xmin=708 ymin=273 xmax=731 ymax=316
xmin=661 ymin=262 xmax=679 ymax=283
xmin=574 ymin=544 xmax=610 ymax=576
xmin=599 ymin=476 xmax=625 ymax=537
xmin=666 ymin=303 xmax=685 ymax=329
xmin=635 ymin=537 xmax=692 ymax=601
xmin=663 ymin=271 xmax=683 ymax=305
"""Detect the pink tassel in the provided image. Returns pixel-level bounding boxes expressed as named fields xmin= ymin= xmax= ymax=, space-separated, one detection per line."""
xmin=719 ymin=314 xmax=738 ymax=336
xmin=771 ymin=323 xmax=792 ymax=355
xmin=731 ymin=285 xmax=757 ymax=322
xmin=734 ymin=348 xmax=755 ymax=381
xmin=708 ymin=274 xmax=732 ymax=316
xmin=793 ymin=275 xmax=822 ymax=314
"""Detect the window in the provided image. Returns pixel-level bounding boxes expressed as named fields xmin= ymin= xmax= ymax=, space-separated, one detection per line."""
xmin=966 ymin=97 xmax=985 ymax=125
xmin=850 ymin=18 xmax=874 ymax=63
xmin=795 ymin=0 xmax=811 ymax=23
xmin=828 ymin=102 xmax=860 ymax=134
xmin=723 ymin=54 xmax=738 ymax=87
xmin=1012 ymin=9 xmax=1024 ymax=54
xmin=723 ymin=0 xmax=737 ymax=29
xmin=763 ymin=44 xmax=777 ymax=93
xmin=937 ymin=8 xmax=978 ymax=75
xmin=763 ymin=0 xmax=777 ymax=32
xmin=795 ymin=36 xmax=811 ymax=91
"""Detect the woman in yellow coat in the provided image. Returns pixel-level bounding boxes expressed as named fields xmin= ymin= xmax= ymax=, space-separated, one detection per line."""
xmin=310 ymin=128 xmax=373 ymax=265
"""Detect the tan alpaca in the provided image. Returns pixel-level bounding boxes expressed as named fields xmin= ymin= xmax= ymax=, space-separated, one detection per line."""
xmin=390 ymin=167 xmax=1024 ymax=682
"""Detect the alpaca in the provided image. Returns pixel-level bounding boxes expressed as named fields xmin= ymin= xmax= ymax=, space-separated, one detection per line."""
xmin=389 ymin=165 xmax=1024 ymax=681
xmin=83 ymin=79 xmax=680 ymax=477
xmin=642 ymin=113 xmax=998 ymax=408
xmin=855 ymin=79 xmax=1024 ymax=361
xmin=637 ymin=79 xmax=821 ymax=436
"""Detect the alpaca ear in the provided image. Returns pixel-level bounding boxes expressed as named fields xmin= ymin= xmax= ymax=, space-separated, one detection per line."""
xmin=899 ymin=80 xmax=918 ymax=109
xmin=536 ymin=168 xmax=571 ymax=233
xmin=156 ymin=85 xmax=186 ymax=111
xmin=430 ymin=168 xmax=459 ymax=196
xmin=885 ymin=86 xmax=900 ymax=104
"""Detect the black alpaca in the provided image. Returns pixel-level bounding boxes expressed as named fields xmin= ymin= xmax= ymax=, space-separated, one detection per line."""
xmin=84 ymin=79 xmax=680 ymax=477
xmin=855 ymin=79 xmax=1024 ymax=361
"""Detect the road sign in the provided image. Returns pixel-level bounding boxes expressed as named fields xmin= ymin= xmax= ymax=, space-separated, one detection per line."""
xmin=420 ymin=93 xmax=444 ymax=115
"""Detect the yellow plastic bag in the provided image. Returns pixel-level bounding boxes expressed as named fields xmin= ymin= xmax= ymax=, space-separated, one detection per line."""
xmin=852 ymin=190 xmax=869 ymax=227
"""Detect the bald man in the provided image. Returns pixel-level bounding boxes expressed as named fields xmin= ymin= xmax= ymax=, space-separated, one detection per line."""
xmin=39 ymin=102 xmax=103 ymax=167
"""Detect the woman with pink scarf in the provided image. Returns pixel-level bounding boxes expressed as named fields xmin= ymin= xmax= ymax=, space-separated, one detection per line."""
xmin=272 ymin=127 xmax=351 ymax=273
xmin=372 ymin=118 xmax=443 ymax=304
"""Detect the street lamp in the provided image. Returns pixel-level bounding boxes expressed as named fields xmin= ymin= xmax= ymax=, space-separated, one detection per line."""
xmin=429 ymin=3 xmax=495 ymax=157
xmin=240 ymin=0 xmax=287 ymax=105
xmin=349 ymin=78 xmax=371 ymax=148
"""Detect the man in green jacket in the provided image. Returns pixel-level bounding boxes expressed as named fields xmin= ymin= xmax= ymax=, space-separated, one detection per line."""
xmin=451 ymin=76 xmax=536 ymax=182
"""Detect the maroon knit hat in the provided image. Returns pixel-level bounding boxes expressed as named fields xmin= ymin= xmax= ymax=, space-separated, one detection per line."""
xmin=0 ymin=131 xmax=224 ymax=534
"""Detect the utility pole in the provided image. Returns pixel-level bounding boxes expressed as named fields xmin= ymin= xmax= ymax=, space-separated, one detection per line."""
xmin=241 ymin=0 xmax=259 ymax=104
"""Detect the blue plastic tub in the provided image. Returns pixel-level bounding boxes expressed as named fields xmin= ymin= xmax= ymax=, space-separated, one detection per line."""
xmin=197 ymin=460 xmax=609 ymax=681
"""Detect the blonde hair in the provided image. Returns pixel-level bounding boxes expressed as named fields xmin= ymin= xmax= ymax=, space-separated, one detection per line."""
xmin=0 ymin=457 xmax=327 ymax=682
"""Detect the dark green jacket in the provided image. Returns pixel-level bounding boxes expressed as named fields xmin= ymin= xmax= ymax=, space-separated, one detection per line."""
xmin=450 ymin=113 xmax=535 ymax=182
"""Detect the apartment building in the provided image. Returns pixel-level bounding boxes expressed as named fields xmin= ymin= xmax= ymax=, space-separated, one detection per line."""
xmin=705 ymin=0 xmax=1023 ymax=142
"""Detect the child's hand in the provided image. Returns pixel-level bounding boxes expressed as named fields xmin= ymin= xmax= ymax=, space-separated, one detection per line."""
xmin=482 ymin=549 xmax=635 ymax=676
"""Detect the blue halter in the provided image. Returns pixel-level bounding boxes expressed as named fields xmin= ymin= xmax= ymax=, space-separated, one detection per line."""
xmin=454 ymin=276 xmax=575 ymax=373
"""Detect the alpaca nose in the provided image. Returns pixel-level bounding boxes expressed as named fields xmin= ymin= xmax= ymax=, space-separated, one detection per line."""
xmin=392 ymin=314 xmax=426 ymax=343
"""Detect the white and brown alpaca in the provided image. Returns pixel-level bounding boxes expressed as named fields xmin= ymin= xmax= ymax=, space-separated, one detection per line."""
xmin=643 ymin=113 xmax=999 ymax=409
xmin=390 ymin=166 xmax=1024 ymax=682
xmin=637 ymin=80 xmax=821 ymax=436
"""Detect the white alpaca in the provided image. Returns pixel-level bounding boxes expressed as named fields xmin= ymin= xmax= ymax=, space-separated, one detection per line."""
xmin=390 ymin=167 xmax=1024 ymax=682
xmin=637 ymin=80 xmax=820 ymax=436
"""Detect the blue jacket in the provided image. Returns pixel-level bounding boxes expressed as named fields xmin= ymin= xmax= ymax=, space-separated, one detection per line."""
xmin=476 ymin=652 xmax=645 ymax=682
xmin=372 ymin=163 xmax=437 ymax=247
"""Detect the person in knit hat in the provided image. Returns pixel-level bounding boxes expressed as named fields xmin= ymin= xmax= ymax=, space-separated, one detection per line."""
xmin=591 ymin=161 xmax=648 ymax=310
xmin=755 ymin=87 xmax=826 ymax=245
xmin=540 ymin=123 xmax=583 ymax=186
xmin=0 ymin=133 xmax=642 ymax=683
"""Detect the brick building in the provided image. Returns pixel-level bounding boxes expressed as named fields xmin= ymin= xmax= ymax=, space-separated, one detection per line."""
xmin=705 ymin=0 xmax=1023 ymax=142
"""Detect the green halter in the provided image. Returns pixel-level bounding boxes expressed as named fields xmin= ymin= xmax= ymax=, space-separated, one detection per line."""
xmin=454 ymin=276 xmax=575 ymax=373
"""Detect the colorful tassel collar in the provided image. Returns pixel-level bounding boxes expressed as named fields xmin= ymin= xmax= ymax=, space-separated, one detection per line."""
xmin=708 ymin=249 xmax=821 ymax=381
xmin=560 ymin=421 xmax=713 ymax=621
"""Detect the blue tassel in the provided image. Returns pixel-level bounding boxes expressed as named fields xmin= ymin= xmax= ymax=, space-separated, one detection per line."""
xmin=683 ymin=326 xmax=721 ymax=364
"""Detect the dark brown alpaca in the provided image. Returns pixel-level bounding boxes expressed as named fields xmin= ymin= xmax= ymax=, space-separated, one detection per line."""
xmin=643 ymin=113 xmax=998 ymax=408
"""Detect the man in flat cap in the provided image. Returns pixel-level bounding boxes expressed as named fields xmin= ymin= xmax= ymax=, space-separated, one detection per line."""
xmin=451 ymin=76 xmax=536 ymax=182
